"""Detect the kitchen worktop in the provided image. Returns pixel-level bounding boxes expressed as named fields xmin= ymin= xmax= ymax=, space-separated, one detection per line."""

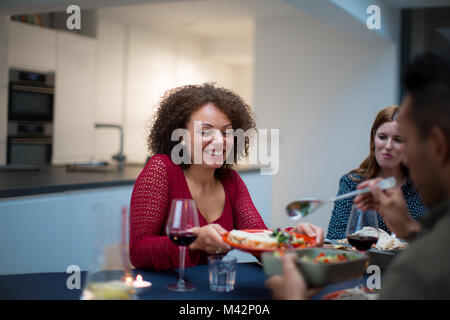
xmin=0 ymin=164 xmax=144 ymax=198
xmin=0 ymin=162 xmax=262 ymax=199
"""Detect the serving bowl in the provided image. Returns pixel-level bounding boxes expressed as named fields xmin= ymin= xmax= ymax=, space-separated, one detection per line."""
xmin=367 ymin=248 xmax=402 ymax=271
xmin=262 ymin=248 xmax=369 ymax=287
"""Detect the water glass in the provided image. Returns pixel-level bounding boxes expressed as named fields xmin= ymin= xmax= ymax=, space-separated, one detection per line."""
xmin=208 ymin=255 xmax=237 ymax=292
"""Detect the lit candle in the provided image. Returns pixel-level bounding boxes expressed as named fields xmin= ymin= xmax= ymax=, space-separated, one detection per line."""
xmin=131 ymin=274 xmax=152 ymax=295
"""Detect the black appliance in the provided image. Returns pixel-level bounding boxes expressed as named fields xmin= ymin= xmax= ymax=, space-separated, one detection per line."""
xmin=7 ymin=69 xmax=54 ymax=165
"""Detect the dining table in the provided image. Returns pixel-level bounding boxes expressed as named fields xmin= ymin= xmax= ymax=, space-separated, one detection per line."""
xmin=0 ymin=262 xmax=365 ymax=300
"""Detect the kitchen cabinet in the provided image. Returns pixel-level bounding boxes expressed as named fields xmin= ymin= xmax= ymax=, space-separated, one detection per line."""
xmin=94 ymin=18 xmax=126 ymax=161
xmin=67 ymin=186 xmax=133 ymax=271
xmin=0 ymin=185 xmax=133 ymax=275
xmin=8 ymin=21 xmax=57 ymax=72
xmin=7 ymin=21 xmax=98 ymax=164
xmin=0 ymin=193 xmax=70 ymax=275
xmin=52 ymin=31 xmax=96 ymax=164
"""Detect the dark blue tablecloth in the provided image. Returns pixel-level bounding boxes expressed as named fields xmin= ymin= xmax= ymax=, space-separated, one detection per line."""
xmin=0 ymin=263 xmax=363 ymax=300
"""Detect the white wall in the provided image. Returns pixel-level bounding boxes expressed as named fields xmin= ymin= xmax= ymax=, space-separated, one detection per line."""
xmin=254 ymin=11 xmax=399 ymax=233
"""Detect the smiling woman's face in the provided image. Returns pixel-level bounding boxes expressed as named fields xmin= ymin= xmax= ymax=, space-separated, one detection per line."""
xmin=374 ymin=121 xmax=406 ymax=170
xmin=184 ymin=103 xmax=234 ymax=169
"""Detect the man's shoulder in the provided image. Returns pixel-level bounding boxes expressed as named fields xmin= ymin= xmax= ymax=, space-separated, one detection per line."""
xmin=380 ymin=214 xmax=450 ymax=299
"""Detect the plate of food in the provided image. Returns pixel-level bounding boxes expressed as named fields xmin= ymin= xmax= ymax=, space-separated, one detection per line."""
xmin=262 ymin=248 xmax=368 ymax=287
xmin=322 ymin=286 xmax=379 ymax=300
xmin=367 ymin=229 xmax=408 ymax=270
xmin=223 ymin=228 xmax=316 ymax=255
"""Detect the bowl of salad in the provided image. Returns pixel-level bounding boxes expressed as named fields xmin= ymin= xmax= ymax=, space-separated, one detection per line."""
xmin=262 ymin=248 xmax=368 ymax=287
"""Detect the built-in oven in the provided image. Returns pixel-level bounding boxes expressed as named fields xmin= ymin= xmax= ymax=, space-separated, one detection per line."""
xmin=7 ymin=136 xmax=53 ymax=165
xmin=7 ymin=69 xmax=54 ymax=165
xmin=8 ymin=69 xmax=54 ymax=122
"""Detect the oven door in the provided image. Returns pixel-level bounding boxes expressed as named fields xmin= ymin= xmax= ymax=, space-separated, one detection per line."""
xmin=8 ymin=83 xmax=54 ymax=122
xmin=7 ymin=137 xmax=52 ymax=165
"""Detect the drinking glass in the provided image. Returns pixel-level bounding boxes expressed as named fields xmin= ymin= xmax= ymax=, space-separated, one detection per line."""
xmin=208 ymin=255 xmax=237 ymax=292
xmin=166 ymin=199 xmax=200 ymax=292
xmin=346 ymin=205 xmax=379 ymax=252
xmin=82 ymin=205 xmax=134 ymax=300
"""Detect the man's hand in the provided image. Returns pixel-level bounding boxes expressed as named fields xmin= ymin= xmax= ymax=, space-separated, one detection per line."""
xmin=354 ymin=179 xmax=421 ymax=240
xmin=294 ymin=223 xmax=324 ymax=246
xmin=265 ymin=254 xmax=307 ymax=300
xmin=265 ymin=253 xmax=322 ymax=300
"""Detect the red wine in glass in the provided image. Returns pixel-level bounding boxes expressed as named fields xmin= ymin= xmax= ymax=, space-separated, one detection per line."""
xmin=347 ymin=235 xmax=379 ymax=251
xmin=169 ymin=231 xmax=198 ymax=246
xmin=166 ymin=199 xmax=200 ymax=292
xmin=346 ymin=206 xmax=379 ymax=252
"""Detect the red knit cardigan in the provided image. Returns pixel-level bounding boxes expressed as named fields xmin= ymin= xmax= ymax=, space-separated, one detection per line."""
xmin=129 ymin=154 xmax=267 ymax=270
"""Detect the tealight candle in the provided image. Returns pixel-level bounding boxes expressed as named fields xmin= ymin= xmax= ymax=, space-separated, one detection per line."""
xmin=130 ymin=274 xmax=152 ymax=295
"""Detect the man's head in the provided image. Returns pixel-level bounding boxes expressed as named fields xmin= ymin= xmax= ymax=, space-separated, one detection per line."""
xmin=398 ymin=46 xmax=450 ymax=206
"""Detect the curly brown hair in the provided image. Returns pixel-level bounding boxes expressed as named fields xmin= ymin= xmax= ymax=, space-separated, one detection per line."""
xmin=147 ymin=83 xmax=256 ymax=176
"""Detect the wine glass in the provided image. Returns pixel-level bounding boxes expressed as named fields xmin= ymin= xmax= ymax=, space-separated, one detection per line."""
xmin=166 ymin=199 xmax=200 ymax=292
xmin=346 ymin=205 xmax=379 ymax=252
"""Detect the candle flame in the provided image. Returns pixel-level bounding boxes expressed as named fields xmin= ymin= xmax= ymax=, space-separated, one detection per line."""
xmin=136 ymin=274 xmax=143 ymax=282
xmin=125 ymin=276 xmax=132 ymax=284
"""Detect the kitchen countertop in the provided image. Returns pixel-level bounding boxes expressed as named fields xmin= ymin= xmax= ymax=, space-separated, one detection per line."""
xmin=0 ymin=164 xmax=144 ymax=199
xmin=0 ymin=162 xmax=262 ymax=199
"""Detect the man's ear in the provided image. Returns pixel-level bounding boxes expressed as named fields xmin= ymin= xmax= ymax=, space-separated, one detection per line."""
xmin=428 ymin=126 xmax=449 ymax=166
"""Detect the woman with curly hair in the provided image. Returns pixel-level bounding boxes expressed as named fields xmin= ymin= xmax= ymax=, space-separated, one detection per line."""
xmin=129 ymin=83 xmax=324 ymax=270
xmin=326 ymin=105 xmax=427 ymax=240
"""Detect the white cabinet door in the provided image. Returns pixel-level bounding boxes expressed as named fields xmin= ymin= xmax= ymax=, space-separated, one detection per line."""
xmin=52 ymin=31 xmax=96 ymax=164
xmin=0 ymin=193 xmax=70 ymax=275
xmin=68 ymin=186 xmax=133 ymax=271
xmin=8 ymin=21 xmax=56 ymax=71
xmin=94 ymin=18 xmax=126 ymax=162
xmin=0 ymin=186 xmax=133 ymax=275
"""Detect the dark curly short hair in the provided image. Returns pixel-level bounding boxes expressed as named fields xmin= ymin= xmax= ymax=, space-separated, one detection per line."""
xmin=147 ymin=83 xmax=256 ymax=176
xmin=403 ymin=45 xmax=450 ymax=140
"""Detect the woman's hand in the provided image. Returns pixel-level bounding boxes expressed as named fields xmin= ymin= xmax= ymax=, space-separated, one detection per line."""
xmin=189 ymin=224 xmax=232 ymax=254
xmin=294 ymin=223 xmax=324 ymax=246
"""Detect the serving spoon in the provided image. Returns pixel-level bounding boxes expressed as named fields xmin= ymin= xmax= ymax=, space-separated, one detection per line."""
xmin=286 ymin=177 xmax=396 ymax=219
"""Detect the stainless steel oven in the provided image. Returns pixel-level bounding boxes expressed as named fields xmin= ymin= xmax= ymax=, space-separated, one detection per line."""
xmin=7 ymin=69 xmax=54 ymax=165
xmin=7 ymin=136 xmax=52 ymax=165
xmin=8 ymin=69 xmax=54 ymax=122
